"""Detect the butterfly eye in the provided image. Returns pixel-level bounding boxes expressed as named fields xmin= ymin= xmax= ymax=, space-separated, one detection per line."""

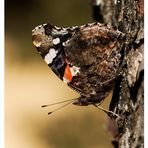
xmin=100 ymin=37 xmax=110 ymax=45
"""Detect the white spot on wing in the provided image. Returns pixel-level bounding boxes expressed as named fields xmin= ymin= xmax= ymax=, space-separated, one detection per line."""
xmin=53 ymin=38 xmax=60 ymax=45
xmin=44 ymin=48 xmax=58 ymax=64
xmin=49 ymin=48 xmax=58 ymax=59
xmin=70 ymin=66 xmax=80 ymax=76
xmin=95 ymin=0 xmax=102 ymax=6
xmin=62 ymin=42 xmax=66 ymax=46
xmin=44 ymin=53 xmax=52 ymax=64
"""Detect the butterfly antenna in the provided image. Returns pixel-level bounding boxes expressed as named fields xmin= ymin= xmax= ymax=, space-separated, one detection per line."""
xmin=41 ymin=98 xmax=77 ymax=107
xmin=93 ymin=104 xmax=120 ymax=118
xmin=47 ymin=100 xmax=74 ymax=115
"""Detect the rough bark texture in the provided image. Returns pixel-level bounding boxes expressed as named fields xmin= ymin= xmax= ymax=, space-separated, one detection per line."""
xmin=92 ymin=0 xmax=144 ymax=147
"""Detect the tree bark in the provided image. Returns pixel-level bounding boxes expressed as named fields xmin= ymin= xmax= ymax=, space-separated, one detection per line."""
xmin=92 ymin=0 xmax=144 ymax=147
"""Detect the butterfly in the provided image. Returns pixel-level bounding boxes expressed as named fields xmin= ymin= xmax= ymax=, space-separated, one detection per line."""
xmin=32 ymin=22 xmax=125 ymax=116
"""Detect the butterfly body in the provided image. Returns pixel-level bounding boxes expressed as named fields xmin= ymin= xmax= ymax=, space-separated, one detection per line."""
xmin=32 ymin=22 xmax=125 ymax=106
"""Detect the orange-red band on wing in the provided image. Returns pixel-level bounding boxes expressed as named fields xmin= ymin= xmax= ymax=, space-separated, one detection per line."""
xmin=64 ymin=61 xmax=73 ymax=82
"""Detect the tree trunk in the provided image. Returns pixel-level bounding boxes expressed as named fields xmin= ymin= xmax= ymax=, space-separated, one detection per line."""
xmin=92 ymin=0 xmax=144 ymax=147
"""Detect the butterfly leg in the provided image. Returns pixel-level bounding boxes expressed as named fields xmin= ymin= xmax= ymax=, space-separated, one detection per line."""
xmin=93 ymin=104 xmax=120 ymax=118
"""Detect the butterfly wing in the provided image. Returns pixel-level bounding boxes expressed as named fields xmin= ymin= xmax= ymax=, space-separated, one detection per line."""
xmin=32 ymin=23 xmax=75 ymax=83
xmin=63 ymin=23 xmax=125 ymax=105
xmin=32 ymin=22 xmax=125 ymax=105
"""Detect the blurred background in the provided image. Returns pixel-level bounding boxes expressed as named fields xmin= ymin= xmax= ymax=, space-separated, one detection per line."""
xmin=5 ymin=0 xmax=113 ymax=147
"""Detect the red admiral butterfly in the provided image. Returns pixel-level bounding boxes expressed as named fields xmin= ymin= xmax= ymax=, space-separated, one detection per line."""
xmin=32 ymin=22 xmax=125 ymax=116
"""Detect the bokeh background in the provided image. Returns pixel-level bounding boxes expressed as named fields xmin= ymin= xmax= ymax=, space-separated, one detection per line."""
xmin=5 ymin=0 xmax=113 ymax=147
